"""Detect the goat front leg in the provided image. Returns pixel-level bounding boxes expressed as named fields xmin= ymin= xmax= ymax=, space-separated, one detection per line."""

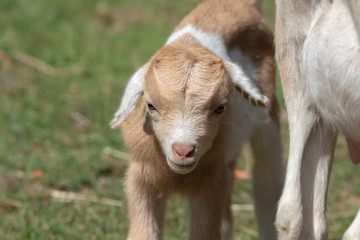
xmin=125 ymin=163 xmax=166 ymax=240
xmin=250 ymin=120 xmax=284 ymax=240
xmin=189 ymin=179 xmax=228 ymax=240
xmin=275 ymin=105 xmax=337 ymax=240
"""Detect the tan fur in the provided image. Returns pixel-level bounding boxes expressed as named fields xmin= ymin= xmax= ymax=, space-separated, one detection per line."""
xmin=177 ymin=0 xmax=277 ymax=114
xmin=113 ymin=0 xmax=283 ymax=239
xmin=122 ymin=41 xmax=235 ymax=240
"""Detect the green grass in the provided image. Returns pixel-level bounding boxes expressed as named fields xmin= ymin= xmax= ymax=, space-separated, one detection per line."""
xmin=0 ymin=0 xmax=359 ymax=239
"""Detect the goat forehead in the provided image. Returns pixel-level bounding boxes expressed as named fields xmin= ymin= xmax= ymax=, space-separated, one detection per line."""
xmin=148 ymin=50 xmax=230 ymax=109
xmin=156 ymin=70 xmax=229 ymax=112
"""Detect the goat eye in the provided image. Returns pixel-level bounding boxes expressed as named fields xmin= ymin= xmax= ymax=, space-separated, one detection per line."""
xmin=147 ymin=103 xmax=157 ymax=111
xmin=214 ymin=105 xmax=225 ymax=114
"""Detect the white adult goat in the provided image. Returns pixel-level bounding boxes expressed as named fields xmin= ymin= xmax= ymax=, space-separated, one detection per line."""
xmin=275 ymin=0 xmax=360 ymax=239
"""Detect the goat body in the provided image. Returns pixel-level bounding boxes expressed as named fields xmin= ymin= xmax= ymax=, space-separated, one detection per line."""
xmin=111 ymin=0 xmax=283 ymax=239
xmin=275 ymin=0 xmax=360 ymax=239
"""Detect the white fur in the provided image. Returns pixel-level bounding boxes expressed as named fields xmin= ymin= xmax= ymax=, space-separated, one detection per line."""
xmin=343 ymin=209 xmax=360 ymax=240
xmin=228 ymin=48 xmax=258 ymax=81
xmin=275 ymin=0 xmax=360 ymax=239
xmin=110 ymin=63 xmax=150 ymax=128
xmin=303 ymin=0 xmax=360 ymax=139
xmin=225 ymin=61 xmax=269 ymax=107
xmin=165 ymin=119 xmax=199 ymax=174
xmin=166 ymin=24 xmax=230 ymax=61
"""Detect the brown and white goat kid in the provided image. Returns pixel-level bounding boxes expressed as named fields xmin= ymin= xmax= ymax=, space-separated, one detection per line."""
xmin=275 ymin=0 xmax=360 ymax=239
xmin=111 ymin=0 xmax=283 ymax=239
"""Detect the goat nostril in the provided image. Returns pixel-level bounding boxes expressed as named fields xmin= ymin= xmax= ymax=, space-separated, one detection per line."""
xmin=186 ymin=148 xmax=195 ymax=158
xmin=173 ymin=144 xmax=196 ymax=159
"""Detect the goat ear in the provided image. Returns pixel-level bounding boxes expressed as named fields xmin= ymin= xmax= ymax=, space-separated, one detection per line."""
xmin=110 ymin=62 xmax=150 ymax=129
xmin=224 ymin=61 xmax=269 ymax=107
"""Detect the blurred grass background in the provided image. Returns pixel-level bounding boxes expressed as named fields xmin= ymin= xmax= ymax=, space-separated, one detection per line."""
xmin=0 ymin=0 xmax=359 ymax=239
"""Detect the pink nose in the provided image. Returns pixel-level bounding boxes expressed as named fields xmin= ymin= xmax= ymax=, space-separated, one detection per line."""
xmin=172 ymin=143 xmax=195 ymax=160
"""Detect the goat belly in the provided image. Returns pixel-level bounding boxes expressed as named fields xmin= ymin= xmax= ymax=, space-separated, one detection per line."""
xmin=346 ymin=137 xmax=360 ymax=164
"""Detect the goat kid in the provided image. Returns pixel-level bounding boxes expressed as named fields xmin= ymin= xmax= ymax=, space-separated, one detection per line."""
xmin=111 ymin=0 xmax=283 ymax=239
xmin=275 ymin=0 xmax=360 ymax=239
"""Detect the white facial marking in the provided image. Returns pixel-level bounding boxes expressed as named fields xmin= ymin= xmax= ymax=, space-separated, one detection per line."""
xmin=163 ymin=118 xmax=199 ymax=174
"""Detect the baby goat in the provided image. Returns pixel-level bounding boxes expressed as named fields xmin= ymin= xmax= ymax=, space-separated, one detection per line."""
xmin=111 ymin=0 xmax=283 ymax=239
xmin=275 ymin=0 xmax=360 ymax=239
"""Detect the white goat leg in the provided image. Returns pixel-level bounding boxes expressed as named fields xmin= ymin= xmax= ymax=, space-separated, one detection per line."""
xmin=276 ymin=102 xmax=337 ymax=240
xmin=275 ymin=0 xmax=360 ymax=238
